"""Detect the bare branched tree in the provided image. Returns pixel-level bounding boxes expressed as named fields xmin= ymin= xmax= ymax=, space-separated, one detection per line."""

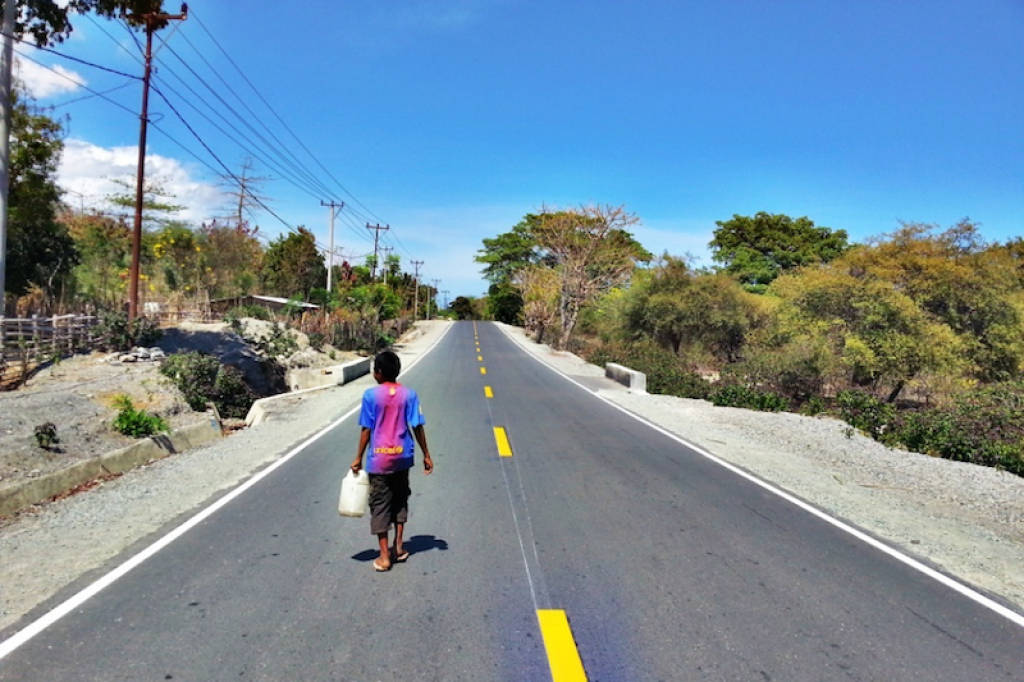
xmin=531 ymin=204 xmax=650 ymax=349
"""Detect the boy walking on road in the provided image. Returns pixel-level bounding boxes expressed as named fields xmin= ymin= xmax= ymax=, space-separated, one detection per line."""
xmin=351 ymin=351 xmax=433 ymax=572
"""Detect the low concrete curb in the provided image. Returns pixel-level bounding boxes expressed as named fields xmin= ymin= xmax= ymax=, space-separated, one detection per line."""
xmin=605 ymin=362 xmax=647 ymax=393
xmin=0 ymin=416 xmax=223 ymax=517
xmin=247 ymin=355 xmax=373 ymax=427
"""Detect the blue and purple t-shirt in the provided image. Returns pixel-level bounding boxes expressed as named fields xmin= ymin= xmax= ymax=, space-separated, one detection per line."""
xmin=359 ymin=382 xmax=425 ymax=474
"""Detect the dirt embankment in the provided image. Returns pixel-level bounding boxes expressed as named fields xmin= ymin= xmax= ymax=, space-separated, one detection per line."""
xmin=0 ymin=320 xmax=357 ymax=490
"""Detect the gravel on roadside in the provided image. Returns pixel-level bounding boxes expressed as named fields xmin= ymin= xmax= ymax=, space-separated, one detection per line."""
xmin=494 ymin=322 xmax=1024 ymax=614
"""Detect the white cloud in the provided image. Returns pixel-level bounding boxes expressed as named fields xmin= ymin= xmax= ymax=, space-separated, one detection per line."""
xmin=14 ymin=55 xmax=84 ymax=98
xmin=58 ymin=138 xmax=226 ymax=223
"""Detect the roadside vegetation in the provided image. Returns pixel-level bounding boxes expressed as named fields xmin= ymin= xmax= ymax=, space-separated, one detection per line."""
xmin=475 ymin=209 xmax=1024 ymax=476
xmin=2 ymin=80 xmax=435 ymax=430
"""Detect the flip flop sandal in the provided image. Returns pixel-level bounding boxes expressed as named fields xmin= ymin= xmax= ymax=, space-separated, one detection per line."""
xmin=393 ymin=550 xmax=410 ymax=563
xmin=373 ymin=559 xmax=391 ymax=572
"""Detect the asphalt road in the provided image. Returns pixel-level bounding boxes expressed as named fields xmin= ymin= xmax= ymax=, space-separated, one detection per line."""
xmin=1 ymin=321 xmax=1021 ymax=681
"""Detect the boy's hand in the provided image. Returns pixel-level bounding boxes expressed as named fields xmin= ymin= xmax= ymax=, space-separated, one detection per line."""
xmin=350 ymin=457 xmax=363 ymax=473
xmin=423 ymin=452 xmax=434 ymax=475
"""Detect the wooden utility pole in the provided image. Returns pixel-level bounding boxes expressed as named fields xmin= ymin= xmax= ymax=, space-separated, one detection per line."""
xmin=410 ymin=259 xmax=423 ymax=321
xmin=0 ymin=0 xmax=16 ymax=315
xmin=365 ymin=223 xmax=389 ymax=280
xmin=321 ymin=200 xmax=344 ymax=292
xmin=128 ymin=4 xmax=188 ymax=320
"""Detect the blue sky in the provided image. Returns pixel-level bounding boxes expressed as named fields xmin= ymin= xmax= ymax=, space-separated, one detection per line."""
xmin=14 ymin=0 xmax=1024 ymax=298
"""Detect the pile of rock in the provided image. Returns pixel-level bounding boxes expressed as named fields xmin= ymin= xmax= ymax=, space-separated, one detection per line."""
xmin=114 ymin=347 xmax=167 ymax=363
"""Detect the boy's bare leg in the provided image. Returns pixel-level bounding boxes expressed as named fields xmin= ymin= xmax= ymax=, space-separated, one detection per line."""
xmin=393 ymin=523 xmax=405 ymax=558
xmin=376 ymin=532 xmax=391 ymax=569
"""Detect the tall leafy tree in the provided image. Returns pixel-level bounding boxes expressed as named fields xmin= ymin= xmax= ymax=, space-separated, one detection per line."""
xmin=5 ymin=87 xmax=77 ymax=298
xmin=475 ymin=218 xmax=541 ymax=284
xmin=710 ymin=212 xmax=850 ymax=292
xmin=260 ymin=227 xmax=325 ymax=300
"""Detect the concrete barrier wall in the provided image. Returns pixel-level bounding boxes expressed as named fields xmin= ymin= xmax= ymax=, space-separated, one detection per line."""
xmin=286 ymin=356 xmax=373 ymax=392
xmin=605 ymin=362 xmax=647 ymax=393
xmin=0 ymin=417 xmax=223 ymax=517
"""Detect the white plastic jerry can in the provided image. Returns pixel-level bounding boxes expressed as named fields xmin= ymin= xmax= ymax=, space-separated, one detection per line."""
xmin=338 ymin=469 xmax=370 ymax=517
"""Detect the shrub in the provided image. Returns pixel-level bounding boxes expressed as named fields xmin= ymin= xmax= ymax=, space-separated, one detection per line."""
xmin=308 ymin=332 xmax=326 ymax=351
xmin=112 ymin=395 xmax=168 ymax=437
xmin=257 ymin=323 xmax=299 ymax=358
xmin=708 ymin=383 xmax=790 ymax=412
xmin=34 ymin=422 xmax=59 ymax=449
xmin=583 ymin=341 xmax=710 ymax=399
xmin=892 ymin=382 xmax=1024 ymax=475
xmin=800 ymin=396 xmax=827 ymax=416
xmin=96 ymin=312 xmax=162 ymax=351
xmin=160 ymin=351 xmax=257 ymax=419
xmin=836 ymin=390 xmax=896 ymax=440
xmin=224 ymin=304 xmax=271 ymax=322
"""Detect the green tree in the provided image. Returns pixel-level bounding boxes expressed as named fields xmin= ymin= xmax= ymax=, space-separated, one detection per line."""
xmin=450 ymin=296 xmax=476 ymax=320
xmin=486 ymin=281 xmax=523 ymax=324
xmin=475 ymin=218 xmax=542 ymax=284
xmin=11 ymin=1 xmax=173 ymax=46
xmin=199 ymin=220 xmax=263 ymax=299
xmin=5 ymin=88 xmax=77 ymax=299
xmin=624 ymin=256 xmax=758 ymax=362
xmin=710 ymin=212 xmax=850 ymax=292
xmin=768 ymin=266 xmax=962 ymax=402
xmin=260 ymin=227 xmax=326 ymax=300
xmin=66 ymin=212 xmax=130 ymax=306
xmin=840 ymin=221 xmax=1024 ymax=382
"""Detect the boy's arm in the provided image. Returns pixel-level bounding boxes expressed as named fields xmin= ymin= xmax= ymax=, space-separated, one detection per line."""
xmin=413 ymin=424 xmax=433 ymax=474
xmin=351 ymin=427 xmax=371 ymax=473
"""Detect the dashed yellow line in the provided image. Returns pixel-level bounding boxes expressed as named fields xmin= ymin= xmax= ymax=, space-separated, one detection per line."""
xmin=477 ymin=355 xmax=483 ymax=362
xmin=537 ymin=610 xmax=587 ymax=681
xmin=480 ymin=366 xmax=487 ymax=375
xmin=484 ymin=385 xmax=493 ymax=398
xmin=493 ymin=426 xmax=513 ymax=457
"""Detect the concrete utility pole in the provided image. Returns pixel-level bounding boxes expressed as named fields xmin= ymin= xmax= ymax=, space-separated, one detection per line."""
xmin=128 ymin=3 xmax=188 ymax=320
xmin=0 ymin=0 xmax=16 ymax=315
xmin=410 ymin=259 xmax=423 ymax=321
xmin=365 ymin=223 xmax=389 ymax=280
xmin=321 ymin=200 xmax=343 ymax=293
xmin=429 ymin=278 xmax=440 ymax=319
xmin=441 ymin=289 xmax=450 ymax=310
xmin=380 ymin=246 xmax=393 ymax=285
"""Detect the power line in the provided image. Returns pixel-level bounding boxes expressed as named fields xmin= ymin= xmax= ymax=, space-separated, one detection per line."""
xmin=189 ymin=8 xmax=388 ymax=226
xmin=3 ymin=31 xmax=141 ymax=80
xmin=83 ymin=13 xmax=144 ymax=66
xmin=12 ymin=48 xmax=137 ymax=116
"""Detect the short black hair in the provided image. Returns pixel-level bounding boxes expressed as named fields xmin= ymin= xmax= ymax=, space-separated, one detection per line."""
xmin=374 ymin=350 xmax=401 ymax=381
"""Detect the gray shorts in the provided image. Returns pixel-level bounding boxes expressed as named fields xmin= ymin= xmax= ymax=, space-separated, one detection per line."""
xmin=368 ymin=469 xmax=410 ymax=535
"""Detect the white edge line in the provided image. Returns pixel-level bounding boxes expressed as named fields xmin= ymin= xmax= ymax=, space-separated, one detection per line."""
xmin=0 ymin=322 xmax=454 ymax=662
xmin=493 ymin=323 xmax=1024 ymax=629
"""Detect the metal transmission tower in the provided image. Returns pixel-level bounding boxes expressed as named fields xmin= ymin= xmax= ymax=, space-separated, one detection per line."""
xmin=410 ymin=260 xmax=424 ymax=321
xmin=365 ymin=223 xmax=390 ymax=280
xmin=321 ymin=200 xmax=344 ymax=292
xmin=128 ymin=4 xmax=189 ymax=320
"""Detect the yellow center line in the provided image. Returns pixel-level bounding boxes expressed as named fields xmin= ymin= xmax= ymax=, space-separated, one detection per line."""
xmin=477 ymin=355 xmax=483 ymax=362
xmin=480 ymin=366 xmax=487 ymax=375
xmin=484 ymin=385 xmax=493 ymax=398
xmin=493 ymin=426 xmax=513 ymax=457
xmin=537 ymin=610 xmax=587 ymax=681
